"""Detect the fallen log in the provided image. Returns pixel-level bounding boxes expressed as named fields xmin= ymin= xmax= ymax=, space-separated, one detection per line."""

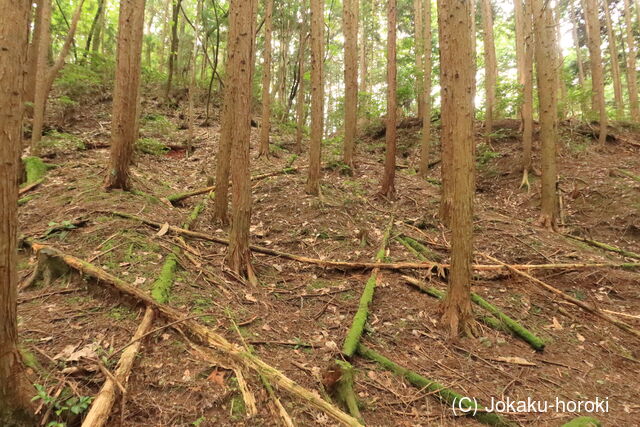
xmin=82 ymin=307 xmax=155 ymax=427
xmin=403 ymin=276 xmax=545 ymax=351
xmin=26 ymin=241 xmax=362 ymax=427
xmin=108 ymin=211 xmax=640 ymax=273
xmin=481 ymin=253 xmax=640 ymax=341
xmin=565 ymin=234 xmax=640 ymax=260
xmin=166 ymin=167 xmax=299 ymax=205
xmin=357 ymin=344 xmax=514 ymax=427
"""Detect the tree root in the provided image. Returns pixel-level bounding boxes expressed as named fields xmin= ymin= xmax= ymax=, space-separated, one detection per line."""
xmin=403 ymin=276 xmax=545 ymax=351
xmin=107 ymin=211 xmax=640 ymax=272
xmin=356 ymin=344 xmax=515 ymax=427
xmin=481 ymin=252 xmax=640 ymax=341
xmin=82 ymin=307 xmax=155 ymax=427
xmin=24 ymin=241 xmax=362 ymax=427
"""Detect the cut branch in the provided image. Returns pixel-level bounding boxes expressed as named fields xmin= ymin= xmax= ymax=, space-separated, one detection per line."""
xmin=82 ymin=307 xmax=155 ymax=427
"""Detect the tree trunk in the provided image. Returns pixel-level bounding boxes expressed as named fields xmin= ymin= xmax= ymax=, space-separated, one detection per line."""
xmin=26 ymin=0 xmax=44 ymax=105
xmin=584 ymin=0 xmax=607 ymax=145
xmin=553 ymin=3 xmax=567 ymax=119
xmin=342 ymin=0 xmax=359 ymax=168
xmin=604 ymin=0 xmax=624 ymax=120
xmin=84 ymin=0 xmax=105 ymax=61
xmin=165 ymin=0 xmax=182 ymax=100
xmin=295 ymin=21 xmax=307 ymax=154
xmin=413 ymin=0 xmax=424 ymax=120
xmin=306 ymin=0 xmax=324 ymax=196
xmin=437 ymin=0 xmax=475 ymax=337
xmin=569 ymin=0 xmax=586 ymax=117
xmin=0 ymin=0 xmax=35 ymax=422
xmin=227 ymin=0 xmax=259 ymax=284
xmin=105 ymin=0 xmax=146 ymax=190
xmin=418 ymin=0 xmax=432 ymax=178
xmin=187 ymin=0 xmax=201 ymax=150
xmin=258 ymin=0 xmax=274 ymax=158
xmin=31 ymin=0 xmax=85 ymax=156
xmin=92 ymin=0 xmax=106 ymax=57
xmin=533 ymin=0 xmax=559 ymax=229
xmin=358 ymin=0 xmax=369 ymax=131
xmin=520 ymin=0 xmax=534 ymax=188
xmin=623 ymin=0 xmax=639 ymax=121
xmin=481 ymin=0 xmax=496 ymax=141
xmin=379 ymin=0 xmax=396 ymax=198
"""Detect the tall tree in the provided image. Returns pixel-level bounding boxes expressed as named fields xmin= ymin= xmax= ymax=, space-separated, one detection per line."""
xmin=553 ymin=3 xmax=567 ymax=119
xmin=533 ymin=0 xmax=559 ymax=229
xmin=418 ymin=0 xmax=432 ymax=179
xmin=519 ymin=0 xmax=534 ymax=189
xmin=413 ymin=0 xmax=424 ymax=119
xmin=187 ymin=0 xmax=202 ymax=151
xmin=295 ymin=20 xmax=307 ymax=154
xmin=306 ymin=0 xmax=324 ymax=195
xmin=603 ymin=0 xmax=624 ymax=119
xmin=31 ymin=0 xmax=86 ymax=155
xmin=437 ymin=0 xmax=476 ymax=337
xmin=258 ymin=0 xmax=274 ymax=158
xmin=105 ymin=0 xmax=146 ymax=189
xmin=165 ymin=0 xmax=182 ymax=100
xmin=481 ymin=0 xmax=496 ymax=140
xmin=623 ymin=0 xmax=639 ymax=121
xmin=1 ymin=0 xmax=35 ymax=422
xmin=227 ymin=0 xmax=259 ymax=284
xmin=570 ymin=0 xmax=586 ymax=87
xmin=379 ymin=0 xmax=397 ymax=198
xmin=342 ymin=0 xmax=359 ymax=168
xmin=26 ymin=0 xmax=45 ymax=105
xmin=584 ymin=0 xmax=607 ymax=145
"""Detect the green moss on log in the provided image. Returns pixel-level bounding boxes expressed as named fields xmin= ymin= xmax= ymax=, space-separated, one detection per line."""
xmin=335 ymin=360 xmax=362 ymax=421
xmin=561 ymin=416 xmax=601 ymax=427
xmin=566 ymin=235 xmax=640 ymax=260
xmin=151 ymin=251 xmax=179 ymax=303
xmin=406 ymin=278 xmax=544 ymax=351
xmin=22 ymin=157 xmax=52 ymax=185
xmin=357 ymin=344 xmax=514 ymax=427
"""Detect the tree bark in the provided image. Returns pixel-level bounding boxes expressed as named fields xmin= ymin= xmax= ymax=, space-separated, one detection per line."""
xmin=306 ymin=0 xmax=324 ymax=195
xmin=584 ymin=0 xmax=607 ymax=145
xmin=105 ymin=0 xmax=146 ymax=190
xmin=0 ymin=0 xmax=35 ymax=422
xmin=569 ymin=0 xmax=587 ymax=118
xmin=227 ymin=0 xmax=259 ymax=284
xmin=295 ymin=21 xmax=307 ymax=154
xmin=413 ymin=0 xmax=424 ymax=120
xmin=603 ymin=0 xmax=624 ymax=120
xmin=165 ymin=0 xmax=182 ymax=100
xmin=533 ymin=0 xmax=559 ymax=229
xmin=187 ymin=0 xmax=201 ymax=150
xmin=418 ymin=0 xmax=432 ymax=179
xmin=520 ymin=0 xmax=534 ymax=188
xmin=26 ymin=0 xmax=44 ymax=105
xmin=481 ymin=0 xmax=496 ymax=141
xmin=379 ymin=0 xmax=396 ymax=198
xmin=623 ymin=0 xmax=639 ymax=121
xmin=342 ymin=0 xmax=359 ymax=168
xmin=258 ymin=0 xmax=274 ymax=158
xmin=437 ymin=0 xmax=475 ymax=337
xmin=31 ymin=0 xmax=86 ymax=155
xmin=553 ymin=2 xmax=567 ymax=119
xmin=84 ymin=0 xmax=105 ymax=61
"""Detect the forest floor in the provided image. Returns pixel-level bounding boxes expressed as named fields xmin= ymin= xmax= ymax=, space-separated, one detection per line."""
xmin=16 ymin=95 xmax=640 ymax=426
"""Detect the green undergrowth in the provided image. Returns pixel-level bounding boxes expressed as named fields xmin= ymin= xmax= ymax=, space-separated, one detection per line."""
xmin=136 ymin=137 xmax=169 ymax=155
xmin=22 ymin=156 xmax=54 ymax=185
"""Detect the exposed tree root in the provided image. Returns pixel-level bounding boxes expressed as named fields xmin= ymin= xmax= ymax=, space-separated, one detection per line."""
xmin=481 ymin=253 xmax=640 ymax=341
xmin=166 ymin=166 xmax=299 ymax=205
xmin=24 ymin=241 xmax=362 ymax=427
xmin=108 ymin=211 xmax=640 ymax=272
xmin=565 ymin=234 xmax=640 ymax=260
xmin=403 ymin=276 xmax=545 ymax=351
xmin=356 ymin=344 xmax=515 ymax=427
xmin=82 ymin=307 xmax=155 ymax=427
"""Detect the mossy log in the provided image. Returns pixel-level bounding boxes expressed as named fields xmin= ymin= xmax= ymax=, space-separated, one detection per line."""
xmin=22 ymin=157 xmax=54 ymax=185
xmin=357 ymin=344 xmax=514 ymax=427
xmin=25 ymin=241 xmax=362 ymax=427
xmin=342 ymin=218 xmax=393 ymax=357
xmin=151 ymin=201 xmax=205 ymax=302
xmin=109 ymin=211 xmax=640 ymax=273
xmin=561 ymin=416 xmax=601 ymax=427
xmin=81 ymin=307 xmax=155 ymax=427
xmin=166 ymin=167 xmax=298 ymax=205
xmin=335 ymin=360 xmax=362 ymax=422
xmin=565 ymin=234 xmax=640 ymax=260
xmin=482 ymin=253 xmax=640 ymax=341
xmin=403 ymin=276 xmax=545 ymax=351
